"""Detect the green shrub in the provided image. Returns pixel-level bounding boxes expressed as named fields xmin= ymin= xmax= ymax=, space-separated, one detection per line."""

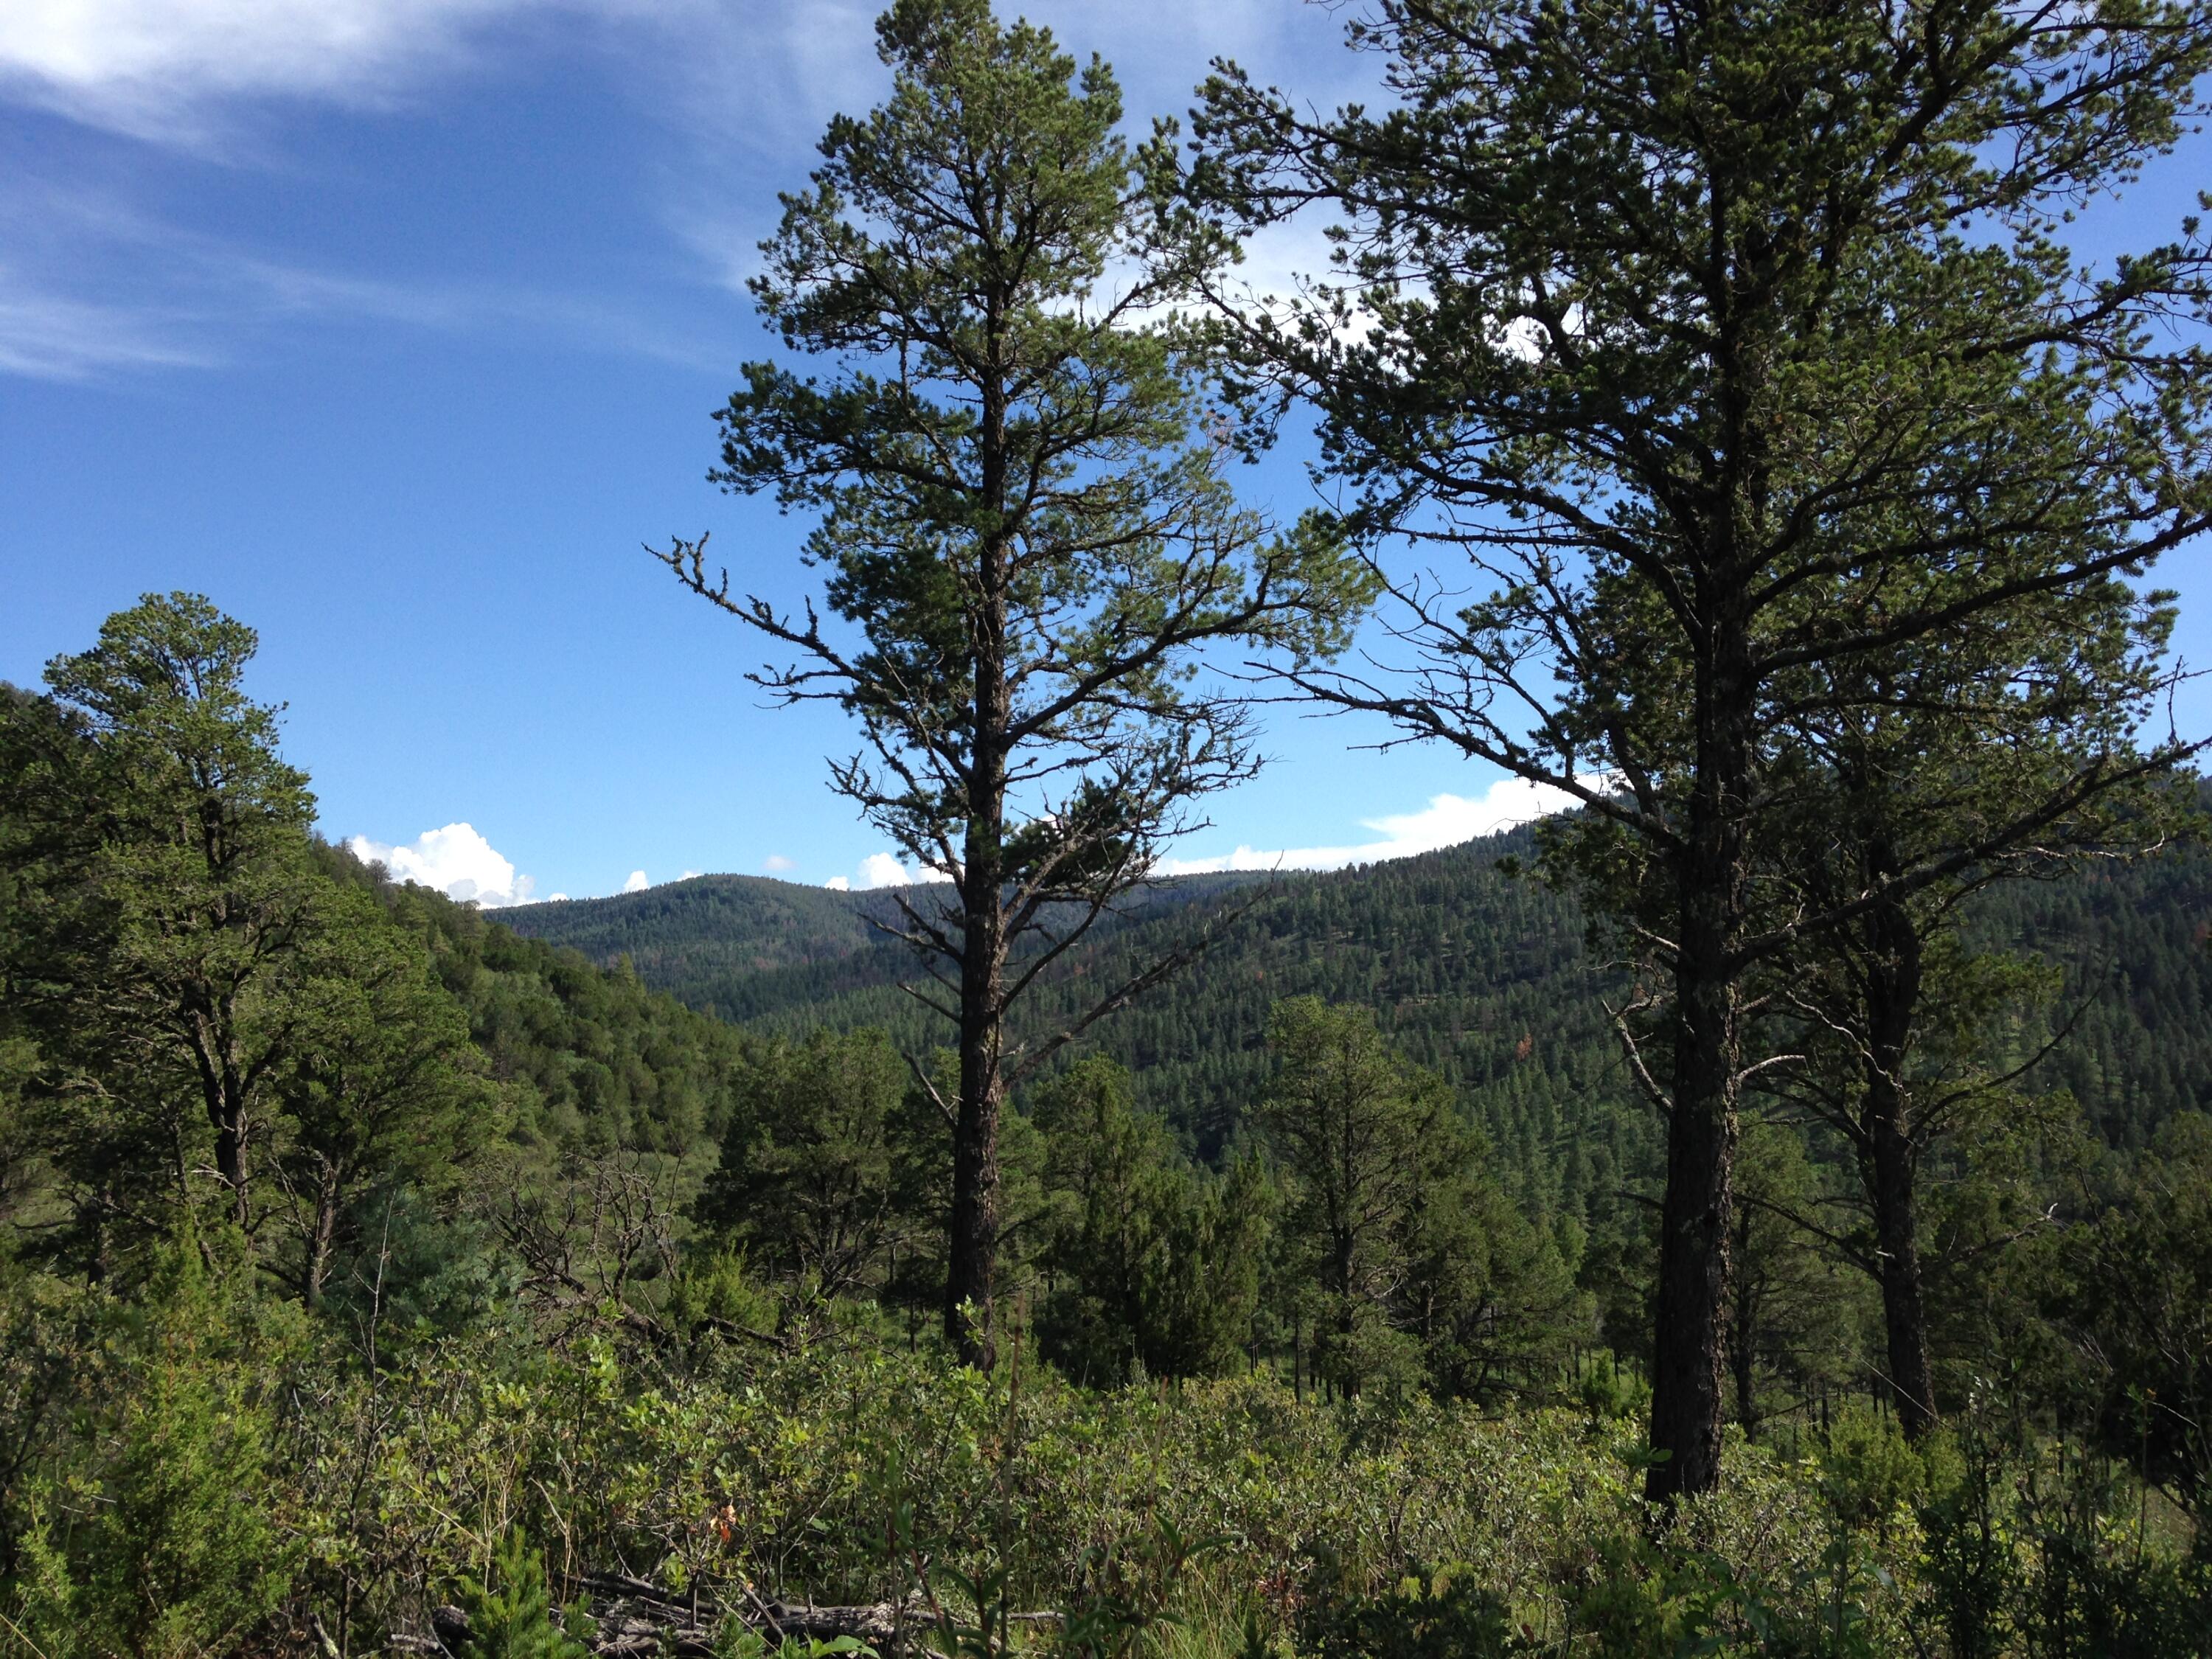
xmin=12 ymin=1297 xmax=2205 ymax=1658
xmin=1288 ymin=1558 xmax=1523 ymax=1659
xmin=451 ymin=1529 xmax=591 ymax=1659
xmin=9 ymin=1245 xmax=294 ymax=1659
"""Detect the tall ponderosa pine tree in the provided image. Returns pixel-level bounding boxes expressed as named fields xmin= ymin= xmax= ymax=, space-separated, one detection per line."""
xmin=267 ymin=886 xmax=494 ymax=1309
xmin=658 ymin=0 xmax=1370 ymax=1363
xmin=1744 ymin=583 xmax=2196 ymax=1440
xmin=1192 ymin=1 xmax=2212 ymax=1497
xmin=2 ymin=594 xmax=321 ymax=1258
xmin=1256 ymin=997 xmax=1467 ymax=1397
xmin=1 ymin=599 xmax=488 ymax=1302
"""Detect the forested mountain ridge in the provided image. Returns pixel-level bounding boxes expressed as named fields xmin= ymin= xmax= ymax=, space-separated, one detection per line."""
xmin=506 ymin=835 xmax=1634 ymax=1185
xmin=505 ymin=818 xmax=2212 ymax=1194
xmin=321 ymin=845 xmax=759 ymax=1158
xmin=498 ymin=873 xmax=888 ymax=984
xmin=509 ymin=866 xmax=1262 ymax=1004
xmin=1977 ymin=848 xmax=2212 ymax=1152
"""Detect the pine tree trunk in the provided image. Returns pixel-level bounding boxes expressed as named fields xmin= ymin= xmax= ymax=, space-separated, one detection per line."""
xmin=1329 ymin=1229 xmax=1359 ymax=1397
xmin=305 ymin=1163 xmax=342 ymax=1310
xmin=944 ymin=344 xmax=1012 ymax=1371
xmin=1728 ymin=1203 xmax=1761 ymax=1441
xmin=213 ymin=1110 xmax=249 ymax=1225
xmin=946 ymin=749 xmax=1006 ymax=1370
xmin=1648 ymin=1002 xmax=1735 ymax=1502
xmin=1646 ymin=639 xmax=1751 ymax=1506
xmin=1860 ymin=887 xmax=1935 ymax=1439
xmin=203 ymin=1013 xmax=252 ymax=1231
xmin=1869 ymin=1128 xmax=1934 ymax=1439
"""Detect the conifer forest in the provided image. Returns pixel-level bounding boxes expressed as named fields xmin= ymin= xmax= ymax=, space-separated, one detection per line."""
xmin=10 ymin=2 xmax=2212 ymax=1654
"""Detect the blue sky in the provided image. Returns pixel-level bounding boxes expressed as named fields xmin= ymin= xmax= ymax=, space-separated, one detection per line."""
xmin=3 ymin=2 xmax=2208 ymax=905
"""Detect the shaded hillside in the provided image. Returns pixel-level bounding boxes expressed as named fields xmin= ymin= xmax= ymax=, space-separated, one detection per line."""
xmin=506 ymin=826 xmax=2212 ymax=1202
xmin=322 ymin=847 xmax=761 ymax=1157
xmin=510 ymin=867 xmax=1265 ymax=1023
xmin=507 ymin=833 xmax=1649 ymax=1204
xmin=502 ymin=874 xmax=883 ymax=988
xmin=1975 ymin=845 xmax=2212 ymax=1152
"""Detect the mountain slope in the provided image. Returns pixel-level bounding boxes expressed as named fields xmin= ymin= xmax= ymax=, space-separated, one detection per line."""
xmin=504 ymin=826 xmax=2212 ymax=1203
xmin=507 ymin=834 xmax=1646 ymax=1202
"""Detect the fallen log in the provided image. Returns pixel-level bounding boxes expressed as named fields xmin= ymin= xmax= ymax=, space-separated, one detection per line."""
xmin=420 ymin=1579 xmax=938 ymax=1658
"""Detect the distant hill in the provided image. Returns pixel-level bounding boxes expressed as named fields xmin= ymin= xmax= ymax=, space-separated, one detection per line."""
xmin=510 ymin=866 xmax=1265 ymax=1008
xmin=505 ymin=824 xmax=2212 ymax=1206
xmin=508 ymin=873 xmax=889 ymax=987
xmin=323 ymin=846 xmax=761 ymax=1157
xmin=509 ymin=832 xmax=1651 ymax=1211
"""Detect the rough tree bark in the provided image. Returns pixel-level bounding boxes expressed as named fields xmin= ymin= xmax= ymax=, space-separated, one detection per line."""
xmin=1860 ymin=887 xmax=1936 ymax=1439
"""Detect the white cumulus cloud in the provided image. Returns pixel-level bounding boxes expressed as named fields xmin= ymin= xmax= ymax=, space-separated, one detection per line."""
xmin=348 ymin=821 xmax=536 ymax=907
xmin=622 ymin=869 xmax=649 ymax=894
xmin=830 ymin=851 xmax=953 ymax=890
xmin=1156 ymin=774 xmax=1600 ymax=877
xmin=762 ymin=854 xmax=796 ymax=873
xmin=818 ymin=852 xmax=951 ymax=891
xmin=858 ymin=852 xmax=917 ymax=888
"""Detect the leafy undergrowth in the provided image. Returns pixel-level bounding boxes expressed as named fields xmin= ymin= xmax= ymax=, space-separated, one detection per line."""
xmin=206 ymin=1337 xmax=2212 ymax=1652
xmin=6 ymin=1265 xmax=2205 ymax=1658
